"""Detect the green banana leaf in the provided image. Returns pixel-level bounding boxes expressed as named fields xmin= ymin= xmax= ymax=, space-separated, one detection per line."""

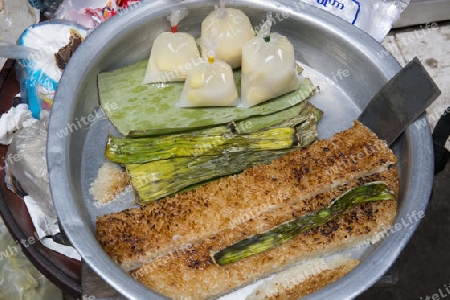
xmin=98 ymin=60 xmax=316 ymax=137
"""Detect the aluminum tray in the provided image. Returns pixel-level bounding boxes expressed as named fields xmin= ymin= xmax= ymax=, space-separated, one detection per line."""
xmin=47 ymin=1 xmax=434 ymax=299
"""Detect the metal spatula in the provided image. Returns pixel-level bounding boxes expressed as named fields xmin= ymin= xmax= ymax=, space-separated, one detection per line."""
xmin=358 ymin=57 xmax=441 ymax=146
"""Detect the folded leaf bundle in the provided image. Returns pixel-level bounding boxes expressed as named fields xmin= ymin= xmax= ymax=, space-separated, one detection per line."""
xmin=107 ymin=127 xmax=296 ymax=164
xmin=106 ymin=102 xmax=322 ymax=165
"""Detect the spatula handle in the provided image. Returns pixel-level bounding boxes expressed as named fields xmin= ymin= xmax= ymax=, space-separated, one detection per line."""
xmin=358 ymin=57 xmax=441 ymax=146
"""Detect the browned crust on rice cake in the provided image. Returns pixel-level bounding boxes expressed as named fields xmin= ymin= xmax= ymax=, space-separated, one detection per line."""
xmin=97 ymin=121 xmax=397 ymax=271
xmin=260 ymin=259 xmax=360 ymax=300
xmin=131 ymin=169 xmax=398 ymax=300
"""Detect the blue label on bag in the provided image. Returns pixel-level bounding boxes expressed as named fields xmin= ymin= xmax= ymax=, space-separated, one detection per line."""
xmin=307 ymin=0 xmax=361 ymax=25
xmin=316 ymin=0 xmax=345 ymax=10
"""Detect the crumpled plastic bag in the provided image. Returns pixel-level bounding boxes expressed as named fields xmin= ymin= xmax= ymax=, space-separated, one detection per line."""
xmin=6 ymin=112 xmax=58 ymax=233
xmin=0 ymin=0 xmax=39 ymax=68
xmin=0 ymin=103 xmax=37 ymax=145
xmin=2 ymin=105 xmax=79 ymax=255
xmin=240 ymin=14 xmax=301 ymax=108
xmin=54 ymin=0 xmax=141 ymax=30
xmin=0 ymin=219 xmax=62 ymax=300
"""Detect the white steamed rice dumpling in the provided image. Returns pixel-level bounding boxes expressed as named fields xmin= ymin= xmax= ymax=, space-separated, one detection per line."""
xmin=178 ymin=42 xmax=238 ymax=107
xmin=240 ymin=14 xmax=301 ymax=108
xmin=142 ymin=8 xmax=200 ymax=84
xmin=200 ymin=0 xmax=255 ymax=69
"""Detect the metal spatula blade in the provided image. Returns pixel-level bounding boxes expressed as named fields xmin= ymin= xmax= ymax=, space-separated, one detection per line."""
xmin=358 ymin=57 xmax=441 ymax=146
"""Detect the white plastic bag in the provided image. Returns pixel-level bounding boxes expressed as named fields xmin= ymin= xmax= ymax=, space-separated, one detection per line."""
xmin=0 ymin=219 xmax=63 ymax=300
xmin=13 ymin=21 xmax=87 ymax=119
xmin=6 ymin=112 xmax=56 ymax=223
xmin=297 ymin=0 xmax=410 ymax=42
xmin=0 ymin=103 xmax=37 ymax=145
xmin=200 ymin=0 xmax=255 ymax=69
xmin=54 ymin=0 xmax=116 ymax=29
xmin=178 ymin=46 xmax=238 ymax=107
xmin=240 ymin=14 xmax=301 ymax=108
xmin=0 ymin=0 xmax=39 ymax=69
xmin=142 ymin=8 xmax=201 ymax=84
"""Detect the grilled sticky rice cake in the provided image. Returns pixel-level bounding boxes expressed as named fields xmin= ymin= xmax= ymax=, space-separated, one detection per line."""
xmin=96 ymin=121 xmax=398 ymax=299
xmin=130 ymin=168 xmax=397 ymax=299
xmin=246 ymin=254 xmax=360 ymax=300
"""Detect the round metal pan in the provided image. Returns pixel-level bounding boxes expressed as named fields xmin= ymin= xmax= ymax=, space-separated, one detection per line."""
xmin=47 ymin=1 xmax=434 ymax=299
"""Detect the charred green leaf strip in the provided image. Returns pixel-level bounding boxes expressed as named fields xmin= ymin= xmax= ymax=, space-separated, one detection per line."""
xmin=212 ymin=182 xmax=396 ymax=266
